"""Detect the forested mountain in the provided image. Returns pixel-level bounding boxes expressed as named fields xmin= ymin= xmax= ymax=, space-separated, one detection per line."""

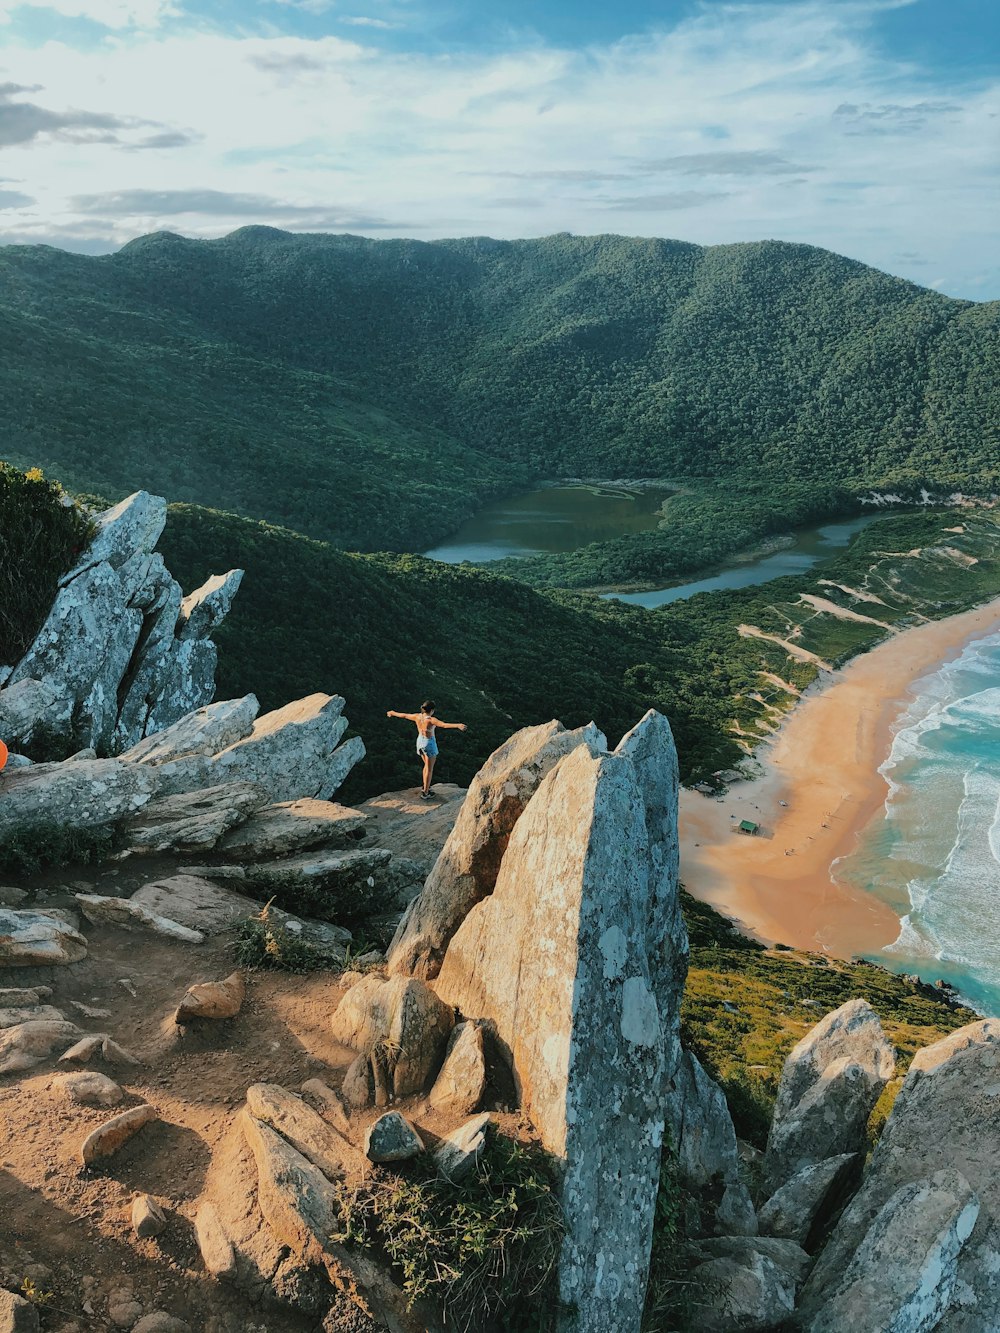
xmin=2 ymin=229 xmax=997 ymax=555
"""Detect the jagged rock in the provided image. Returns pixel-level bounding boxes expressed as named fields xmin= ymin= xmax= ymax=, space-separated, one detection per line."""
xmin=341 ymin=1053 xmax=375 ymax=1111
xmin=434 ymin=1113 xmax=490 ymax=1183
xmin=668 ymin=1049 xmax=757 ymax=1237
xmin=149 ymin=694 xmax=365 ymax=804
xmin=0 ymin=1004 xmax=65 ymax=1028
xmin=800 ymin=1020 xmax=1000 ymax=1331
xmin=686 ymin=1236 xmax=810 ymax=1333
xmin=51 ymin=1071 xmax=124 ymax=1107
xmin=317 ymin=736 xmax=366 ymax=802
xmin=121 ymin=695 xmax=259 ymax=766
xmin=300 ymin=1079 xmax=353 ymax=1137
xmin=0 ymin=760 xmax=155 ymax=845
xmin=758 ymin=1154 xmax=858 ymax=1245
xmin=0 ymin=1020 xmax=82 ymax=1074
xmin=130 ymin=875 xmax=351 ymax=956
xmin=175 ymin=971 xmax=246 ymax=1022
xmin=241 ymin=1110 xmax=339 ymax=1263
xmin=435 ymin=713 xmax=685 ymax=1332
xmin=805 ymin=1170 xmax=979 ymax=1333
xmin=762 ymin=999 xmax=894 ymax=1193
xmin=177 ymin=569 xmax=244 ymax=639
xmin=80 ymin=1103 xmax=157 ymax=1165
xmin=428 ymin=1020 xmax=488 ymax=1116
xmin=0 ymin=1288 xmax=40 ymax=1332
xmin=194 ymin=1201 xmax=237 ymax=1279
xmin=58 ymin=1034 xmax=139 ymax=1066
xmin=74 ymin=893 xmax=204 ymax=943
xmin=66 ymin=490 xmax=166 ymax=580
xmin=330 ymin=975 xmax=454 ymax=1098
xmin=217 ymin=798 xmax=369 ymax=861
xmin=238 ymin=846 xmax=392 ymax=914
xmin=132 ymin=1194 xmax=167 ymax=1238
xmin=387 ymin=720 xmax=605 ymax=979
xmin=364 ymin=1112 xmax=424 ymax=1163
xmin=120 ymin=782 xmax=266 ymax=856
xmin=0 ymin=886 xmax=28 ymax=907
xmin=246 ymin=1083 xmax=368 ymax=1181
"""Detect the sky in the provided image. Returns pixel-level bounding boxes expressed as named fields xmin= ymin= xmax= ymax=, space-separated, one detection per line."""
xmin=0 ymin=0 xmax=998 ymax=298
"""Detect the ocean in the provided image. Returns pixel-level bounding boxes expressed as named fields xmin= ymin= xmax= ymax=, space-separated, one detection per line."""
xmin=834 ymin=627 xmax=1000 ymax=1014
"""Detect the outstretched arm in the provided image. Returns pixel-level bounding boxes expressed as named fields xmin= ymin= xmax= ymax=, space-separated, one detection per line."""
xmin=434 ymin=719 xmax=468 ymax=731
xmin=386 ymin=710 xmax=420 ymax=721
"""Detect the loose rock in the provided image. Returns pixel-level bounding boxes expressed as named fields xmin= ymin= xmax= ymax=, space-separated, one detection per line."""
xmin=194 ymin=1201 xmax=237 ymax=1279
xmin=330 ymin=974 xmax=454 ymax=1098
xmin=80 ymin=1103 xmax=157 ymax=1166
xmin=0 ymin=1020 xmax=82 ymax=1075
xmin=364 ymin=1112 xmax=424 ymax=1163
xmin=132 ymin=1194 xmax=167 ymax=1238
xmin=0 ymin=1289 xmax=40 ymax=1332
xmin=52 ymin=1071 xmax=124 ymax=1107
xmin=174 ymin=971 xmax=246 ymax=1023
xmin=246 ymin=1083 xmax=368 ymax=1181
xmin=301 ymin=1078 xmax=353 ymax=1137
xmin=428 ymin=1020 xmax=488 ymax=1116
xmin=434 ymin=1113 xmax=490 ymax=1183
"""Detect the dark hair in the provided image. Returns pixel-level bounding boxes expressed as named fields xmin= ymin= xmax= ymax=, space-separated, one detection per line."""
xmin=420 ymin=700 xmax=435 ymax=714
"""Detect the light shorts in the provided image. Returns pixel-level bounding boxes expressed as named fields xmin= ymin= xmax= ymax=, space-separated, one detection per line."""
xmin=416 ymin=736 xmax=439 ymax=758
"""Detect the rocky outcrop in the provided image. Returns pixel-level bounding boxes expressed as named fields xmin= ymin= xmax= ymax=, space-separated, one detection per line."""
xmin=1 ymin=492 xmax=241 ymax=753
xmin=0 ymin=758 xmax=156 ymax=844
xmin=0 ymin=908 xmax=88 ymax=966
xmin=119 ymin=781 xmax=267 ymax=856
xmin=762 ymin=999 xmax=894 ymax=1193
xmin=686 ymin=1235 xmax=810 ymax=1333
xmin=330 ymin=975 xmax=454 ymax=1099
xmin=216 ymin=798 xmax=369 ymax=860
xmin=434 ymin=711 xmax=684 ymax=1333
xmin=668 ymin=1049 xmax=757 ymax=1237
xmin=799 ymin=1019 xmax=1000 ymax=1331
xmin=758 ymin=1153 xmax=858 ymax=1246
xmin=387 ymin=720 xmax=605 ymax=979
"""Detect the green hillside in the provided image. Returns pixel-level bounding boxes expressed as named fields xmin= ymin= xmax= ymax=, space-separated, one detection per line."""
xmin=2 ymin=230 xmax=997 ymax=569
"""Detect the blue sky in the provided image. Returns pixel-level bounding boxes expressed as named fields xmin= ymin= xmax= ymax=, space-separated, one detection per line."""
xmin=1 ymin=0 xmax=998 ymax=297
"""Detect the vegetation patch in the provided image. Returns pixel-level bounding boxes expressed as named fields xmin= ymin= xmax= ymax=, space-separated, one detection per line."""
xmin=0 ymin=821 xmax=121 ymax=875
xmin=0 ymin=463 xmax=93 ymax=666
xmin=332 ymin=1132 xmax=564 ymax=1332
xmin=231 ymin=904 xmax=337 ymax=973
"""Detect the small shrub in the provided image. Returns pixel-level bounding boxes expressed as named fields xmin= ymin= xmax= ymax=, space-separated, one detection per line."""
xmin=232 ymin=903 xmax=340 ymax=973
xmin=332 ymin=1132 xmax=564 ymax=1332
xmin=0 ymin=821 xmax=120 ymax=875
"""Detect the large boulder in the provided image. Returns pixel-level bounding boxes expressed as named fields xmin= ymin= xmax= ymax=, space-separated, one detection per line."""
xmin=435 ymin=712 xmax=685 ymax=1333
xmin=387 ymin=720 xmax=605 ymax=979
xmin=685 ymin=1236 xmax=810 ymax=1333
xmin=120 ymin=695 xmax=259 ymax=766
xmin=330 ymin=974 xmax=454 ymax=1098
xmin=668 ymin=1049 xmax=757 ymax=1237
xmin=0 ymin=758 xmax=156 ymax=843
xmin=799 ymin=1020 xmax=1000 ymax=1331
xmin=804 ymin=1170 xmax=979 ymax=1333
xmin=763 ymin=999 xmax=894 ymax=1193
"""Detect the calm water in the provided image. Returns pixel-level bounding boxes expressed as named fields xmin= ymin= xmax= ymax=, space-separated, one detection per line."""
xmin=423 ymin=485 xmax=670 ymax=563
xmin=607 ymin=515 xmax=880 ymax=609
xmin=835 ymin=630 xmax=1000 ymax=1015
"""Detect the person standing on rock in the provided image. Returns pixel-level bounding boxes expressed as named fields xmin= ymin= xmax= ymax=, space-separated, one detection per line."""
xmin=386 ymin=700 xmax=466 ymax=800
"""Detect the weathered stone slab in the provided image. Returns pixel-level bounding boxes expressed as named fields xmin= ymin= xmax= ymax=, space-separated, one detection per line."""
xmin=52 ymin=1070 xmax=124 ymax=1107
xmin=758 ymin=1154 xmax=858 ymax=1245
xmin=0 ymin=1004 xmax=65 ymax=1029
xmin=0 ymin=909 xmax=88 ymax=966
xmin=121 ymin=695 xmax=259 ymax=766
xmin=120 ymin=781 xmax=266 ymax=856
xmin=195 ymin=1200 xmax=237 ymax=1279
xmin=217 ymin=799 xmax=369 ymax=861
xmin=0 ymin=759 xmax=156 ymax=843
xmin=75 ymin=893 xmax=204 ymax=943
xmin=80 ymin=1103 xmax=157 ymax=1165
xmin=387 ymin=720 xmax=605 ymax=979
xmin=435 ymin=715 xmax=684 ymax=1333
xmin=246 ymin=1083 xmax=368 ymax=1181
xmin=241 ymin=1110 xmax=339 ymax=1262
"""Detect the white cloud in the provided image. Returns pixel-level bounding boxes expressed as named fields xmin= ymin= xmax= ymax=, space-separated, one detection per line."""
xmin=0 ymin=0 xmax=997 ymax=298
xmin=0 ymin=0 xmax=179 ymax=28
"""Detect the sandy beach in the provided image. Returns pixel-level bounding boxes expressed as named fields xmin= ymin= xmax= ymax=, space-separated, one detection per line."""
xmin=679 ymin=595 xmax=1000 ymax=959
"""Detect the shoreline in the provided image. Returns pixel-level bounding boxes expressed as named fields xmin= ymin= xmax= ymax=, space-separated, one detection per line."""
xmin=679 ymin=595 xmax=1000 ymax=959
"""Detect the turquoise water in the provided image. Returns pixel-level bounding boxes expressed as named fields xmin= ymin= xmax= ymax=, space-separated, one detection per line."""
xmin=608 ymin=515 xmax=879 ymax=608
xmin=835 ymin=629 xmax=1000 ymax=1014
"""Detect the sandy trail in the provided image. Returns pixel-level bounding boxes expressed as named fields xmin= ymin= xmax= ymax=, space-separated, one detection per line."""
xmin=680 ymin=596 xmax=1000 ymax=959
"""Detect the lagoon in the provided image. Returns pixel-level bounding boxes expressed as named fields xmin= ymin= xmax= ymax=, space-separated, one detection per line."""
xmin=609 ymin=514 xmax=880 ymax=609
xmin=423 ymin=484 xmax=670 ymax=564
